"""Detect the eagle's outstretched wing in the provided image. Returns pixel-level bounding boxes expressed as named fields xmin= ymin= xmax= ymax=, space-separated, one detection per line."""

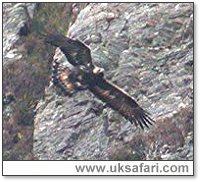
xmin=88 ymin=78 xmax=154 ymax=129
xmin=45 ymin=32 xmax=93 ymax=68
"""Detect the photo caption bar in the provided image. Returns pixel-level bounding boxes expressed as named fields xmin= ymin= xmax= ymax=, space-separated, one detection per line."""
xmin=3 ymin=161 xmax=193 ymax=176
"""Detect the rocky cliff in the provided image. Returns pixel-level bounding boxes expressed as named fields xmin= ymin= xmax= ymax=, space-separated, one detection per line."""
xmin=3 ymin=3 xmax=193 ymax=160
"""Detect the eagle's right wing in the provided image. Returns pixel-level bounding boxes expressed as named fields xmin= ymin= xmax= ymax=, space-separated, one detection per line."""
xmin=89 ymin=78 xmax=154 ymax=129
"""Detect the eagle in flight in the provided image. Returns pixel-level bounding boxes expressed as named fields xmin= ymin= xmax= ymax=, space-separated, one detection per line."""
xmin=45 ymin=32 xmax=154 ymax=129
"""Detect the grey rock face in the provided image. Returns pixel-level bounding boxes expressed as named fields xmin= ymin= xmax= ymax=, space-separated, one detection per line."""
xmin=3 ymin=2 xmax=87 ymax=160
xmin=3 ymin=3 xmax=38 ymax=160
xmin=34 ymin=3 xmax=193 ymax=160
xmin=3 ymin=3 xmax=35 ymax=61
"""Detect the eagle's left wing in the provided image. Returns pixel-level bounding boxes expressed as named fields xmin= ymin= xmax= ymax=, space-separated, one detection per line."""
xmin=45 ymin=32 xmax=93 ymax=68
xmin=88 ymin=78 xmax=154 ymax=129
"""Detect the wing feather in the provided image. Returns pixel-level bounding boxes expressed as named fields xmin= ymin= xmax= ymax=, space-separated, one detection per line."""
xmin=89 ymin=78 xmax=154 ymax=129
xmin=45 ymin=33 xmax=92 ymax=67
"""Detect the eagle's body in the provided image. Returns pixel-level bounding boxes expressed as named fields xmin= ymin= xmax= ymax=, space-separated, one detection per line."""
xmin=45 ymin=32 xmax=154 ymax=129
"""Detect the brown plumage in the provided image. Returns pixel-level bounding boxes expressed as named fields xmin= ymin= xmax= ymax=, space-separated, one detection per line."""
xmin=45 ymin=32 xmax=154 ymax=129
xmin=88 ymin=78 xmax=154 ymax=129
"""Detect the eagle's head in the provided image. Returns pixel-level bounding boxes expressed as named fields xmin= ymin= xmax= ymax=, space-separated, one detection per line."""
xmin=92 ymin=66 xmax=104 ymax=77
xmin=78 ymin=64 xmax=104 ymax=77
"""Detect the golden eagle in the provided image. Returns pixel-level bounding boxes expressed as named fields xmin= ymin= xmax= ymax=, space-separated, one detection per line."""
xmin=45 ymin=32 xmax=154 ymax=129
